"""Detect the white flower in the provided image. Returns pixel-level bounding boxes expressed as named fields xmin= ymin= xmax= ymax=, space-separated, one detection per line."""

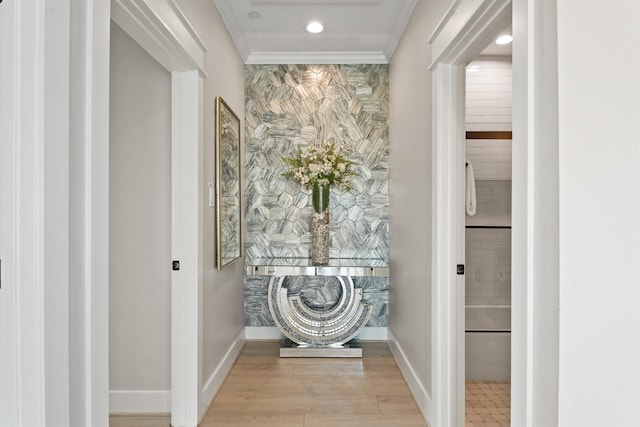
xmin=282 ymin=141 xmax=357 ymax=191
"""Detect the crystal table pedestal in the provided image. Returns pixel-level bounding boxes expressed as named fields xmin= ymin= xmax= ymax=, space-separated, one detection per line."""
xmin=246 ymin=258 xmax=389 ymax=358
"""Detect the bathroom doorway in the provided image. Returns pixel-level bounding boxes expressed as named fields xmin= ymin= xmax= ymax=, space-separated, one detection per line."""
xmin=464 ymin=45 xmax=513 ymax=426
xmin=428 ymin=1 xmax=512 ymax=425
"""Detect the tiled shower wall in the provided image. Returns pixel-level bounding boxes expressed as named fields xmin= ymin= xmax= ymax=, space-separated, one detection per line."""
xmin=466 ymin=139 xmax=512 ymax=180
xmin=243 ymin=64 xmax=389 ymax=327
xmin=465 ymin=58 xmax=512 ymax=132
xmin=465 ymin=226 xmax=512 ymax=306
xmin=466 ymin=57 xmax=512 ymax=180
xmin=465 ymin=184 xmax=512 ymax=306
xmin=465 ymin=180 xmax=511 ymax=227
xmin=465 ymin=58 xmax=512 ymax=307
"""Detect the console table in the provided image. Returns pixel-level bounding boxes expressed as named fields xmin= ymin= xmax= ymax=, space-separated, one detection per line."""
xmin=246 ymin=258 xmax=389 ymax=357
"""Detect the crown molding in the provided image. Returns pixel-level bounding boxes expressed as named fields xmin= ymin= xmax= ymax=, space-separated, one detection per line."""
xmin=246 ymin=51 xmax=389 ymax=64
xmin=111 ymin=0 xmax=208 ymax=75
xmin=382 ymin=0 xmax=417 ymax=60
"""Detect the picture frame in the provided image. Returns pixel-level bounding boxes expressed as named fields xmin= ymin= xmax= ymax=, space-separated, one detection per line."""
xmin=215 ymin=96 xmax=242 ymax=269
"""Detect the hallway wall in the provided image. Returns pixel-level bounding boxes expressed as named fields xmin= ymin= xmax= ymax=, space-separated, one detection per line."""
xmin=108 ymin=0 xmax=247 ymax=415
xmin=175 ymin=0 xmax=247 ymax=417
xmin=556 ymin=0 xmax=640 ymax=424
xmin=388 ymin=0 xmax=451 ymax=421
xmin=109 ymin=21 xmax=172 ymax=402
xmin=177 ymin=0 xmax=245 ymax=414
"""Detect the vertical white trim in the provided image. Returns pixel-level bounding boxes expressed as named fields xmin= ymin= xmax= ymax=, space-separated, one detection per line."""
xmin=512 ymin=0 xmax=560 ymax=425
xmin=18 ymin=2 xmax=48 ymax=423
xmin=74 ymin=0 xmax=111 ymax=425
xmin=0 ymin=1 xmax=20 ymax=424
xmin=171 ymin=71 xmax=202 ymax=427
xmin=431 ymin=63 xmax=465 ymax=427
xmin=0 ymin=1 xmax=72 ymax=425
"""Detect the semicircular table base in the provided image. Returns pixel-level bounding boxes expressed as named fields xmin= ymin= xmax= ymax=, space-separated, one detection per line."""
xmin=248 ymin=258 xmax=389 ymax=358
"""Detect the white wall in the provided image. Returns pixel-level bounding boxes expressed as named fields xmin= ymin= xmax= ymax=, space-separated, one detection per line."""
xmin=557 ymin=1 xmax=640 ymax=425
xmin=174 ymin=0 xmax=246 ymax=417
xmin=109 ymin=21 xmax=172 ymax=407
xmin=388 ymin=0 xmax=450 ymax=421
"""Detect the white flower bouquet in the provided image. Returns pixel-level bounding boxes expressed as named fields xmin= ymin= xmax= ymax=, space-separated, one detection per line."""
xmin=282 ymin=141 xmax=356 ymax=192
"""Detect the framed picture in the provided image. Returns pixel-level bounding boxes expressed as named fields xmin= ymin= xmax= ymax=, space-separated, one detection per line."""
xmin=215 ymin=96 xmax=242 ymax=269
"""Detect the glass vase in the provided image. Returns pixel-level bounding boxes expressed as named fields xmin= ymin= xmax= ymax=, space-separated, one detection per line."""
xmin=311 ymin=183 xmax=330 ymax=265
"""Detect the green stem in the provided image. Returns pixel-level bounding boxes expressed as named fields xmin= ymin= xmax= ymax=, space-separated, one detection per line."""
xmin=312 ymin=183 xmax=330 ymax=213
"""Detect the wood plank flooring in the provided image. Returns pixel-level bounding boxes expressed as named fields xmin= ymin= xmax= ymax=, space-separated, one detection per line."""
xmin=200 ymin=340 xmax=427 ymax=427
xmin=110 ymin=340 xmax=427 ymax=427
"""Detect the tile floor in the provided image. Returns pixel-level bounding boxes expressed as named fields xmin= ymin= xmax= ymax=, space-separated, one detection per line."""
xmin=465 ymin=380 xmax=511 ymax=427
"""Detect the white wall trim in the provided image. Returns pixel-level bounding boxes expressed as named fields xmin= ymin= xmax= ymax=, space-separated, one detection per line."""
xmin=387 ymin=330 xmax=432 ymax=422
xmin=245 ymin=52 xmax=389 ymax=65
xmin=111 ymin=0 xmax=207 ymax=75
xmin=0 ymin=1 xmax=72 ymax=425
xmin=70 ymin=1 xmax=111 ymax=426
xmin=511 ymin=0 xmax=559 ymax=424
xmin=429 ymin=0 xmax=512 ymax=69
xmin=381 ymin=0 xmax=418 ymax=60
xmin=357 ymin=327 xmax=388 ymax=341
xmin=199 ymin=331 xmax=245 ymax=421
xmin=431 ymin=62 xmax=466 ymax=427
xmin=109 ymin=391 xmax=171 ymax=414
xmin=0 ymin=2 xmax=30 ymax=424
xmin=244 ymin=326 xmax=388 ymax=341
xmin=170 ymin=70 xmax=202 ymax=427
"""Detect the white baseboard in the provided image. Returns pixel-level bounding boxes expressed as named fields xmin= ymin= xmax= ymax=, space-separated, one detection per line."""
xmin=109 ymin=332 xmax=246 ymax=418
xmin=358 ymin=327 xmax=387 ymax=340
xmin=199 ymin=330 xmax=245 ymax=421
xmin=244 ymin=326 xmax=388 ymax=341
xmin=387 ymin=329 xmax=432 ymax=424
xmin=109 ymin=390 xmax=170 ymax=414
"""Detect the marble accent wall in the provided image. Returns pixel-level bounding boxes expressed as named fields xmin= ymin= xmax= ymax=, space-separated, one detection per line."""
xmin=244 ymin=64 xmax=390 ymax=327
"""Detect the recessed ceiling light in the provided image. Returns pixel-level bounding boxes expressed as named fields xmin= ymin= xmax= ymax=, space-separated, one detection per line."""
xmin=496 ymin=34 xmax=513 ymax=45
xmin=306 ymin=21 xmax=324 ymax=34
xmin=248 ymin=11 xmax=261 ymax=20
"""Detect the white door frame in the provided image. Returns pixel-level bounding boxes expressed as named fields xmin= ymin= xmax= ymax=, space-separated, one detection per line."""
xmin=428 ymin=1 xmax=512 ymax=426
xmin=111 ymin=1 xmax=207 ymax=426
xmin=1 ymin=1 xmax=206 ymax=425
xmin=0 ymin=1 xmax=73 ymax=425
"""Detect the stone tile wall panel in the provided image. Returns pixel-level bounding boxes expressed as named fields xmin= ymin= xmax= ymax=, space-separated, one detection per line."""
xmin=244 ymin=64 xmax=390 ymax=327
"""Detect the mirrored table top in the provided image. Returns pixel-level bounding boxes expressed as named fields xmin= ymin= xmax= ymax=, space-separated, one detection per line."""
xmin=245 ymin=258 xmax=389 ymax=277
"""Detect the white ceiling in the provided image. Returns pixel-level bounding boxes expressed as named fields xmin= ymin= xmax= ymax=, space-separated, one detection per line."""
xmin=479 ymin=25 xmax=512 ymax=57
xmin=213 ymin=0 xmax=418 ymax=64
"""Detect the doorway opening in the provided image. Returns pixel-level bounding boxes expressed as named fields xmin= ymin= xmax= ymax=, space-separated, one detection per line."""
xmin=463 ymin=46 xmax=512 ymax=426
xmin=428 ymin=1 xmax=512 ymax=425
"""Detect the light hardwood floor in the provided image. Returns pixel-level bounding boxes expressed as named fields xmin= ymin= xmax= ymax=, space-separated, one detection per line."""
xmin=110 ymin=340 xmax=427 ymax=427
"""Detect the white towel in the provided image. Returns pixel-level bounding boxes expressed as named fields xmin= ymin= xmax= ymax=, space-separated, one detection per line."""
xmin=466 ymin=160 xmax=476 ymax=216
